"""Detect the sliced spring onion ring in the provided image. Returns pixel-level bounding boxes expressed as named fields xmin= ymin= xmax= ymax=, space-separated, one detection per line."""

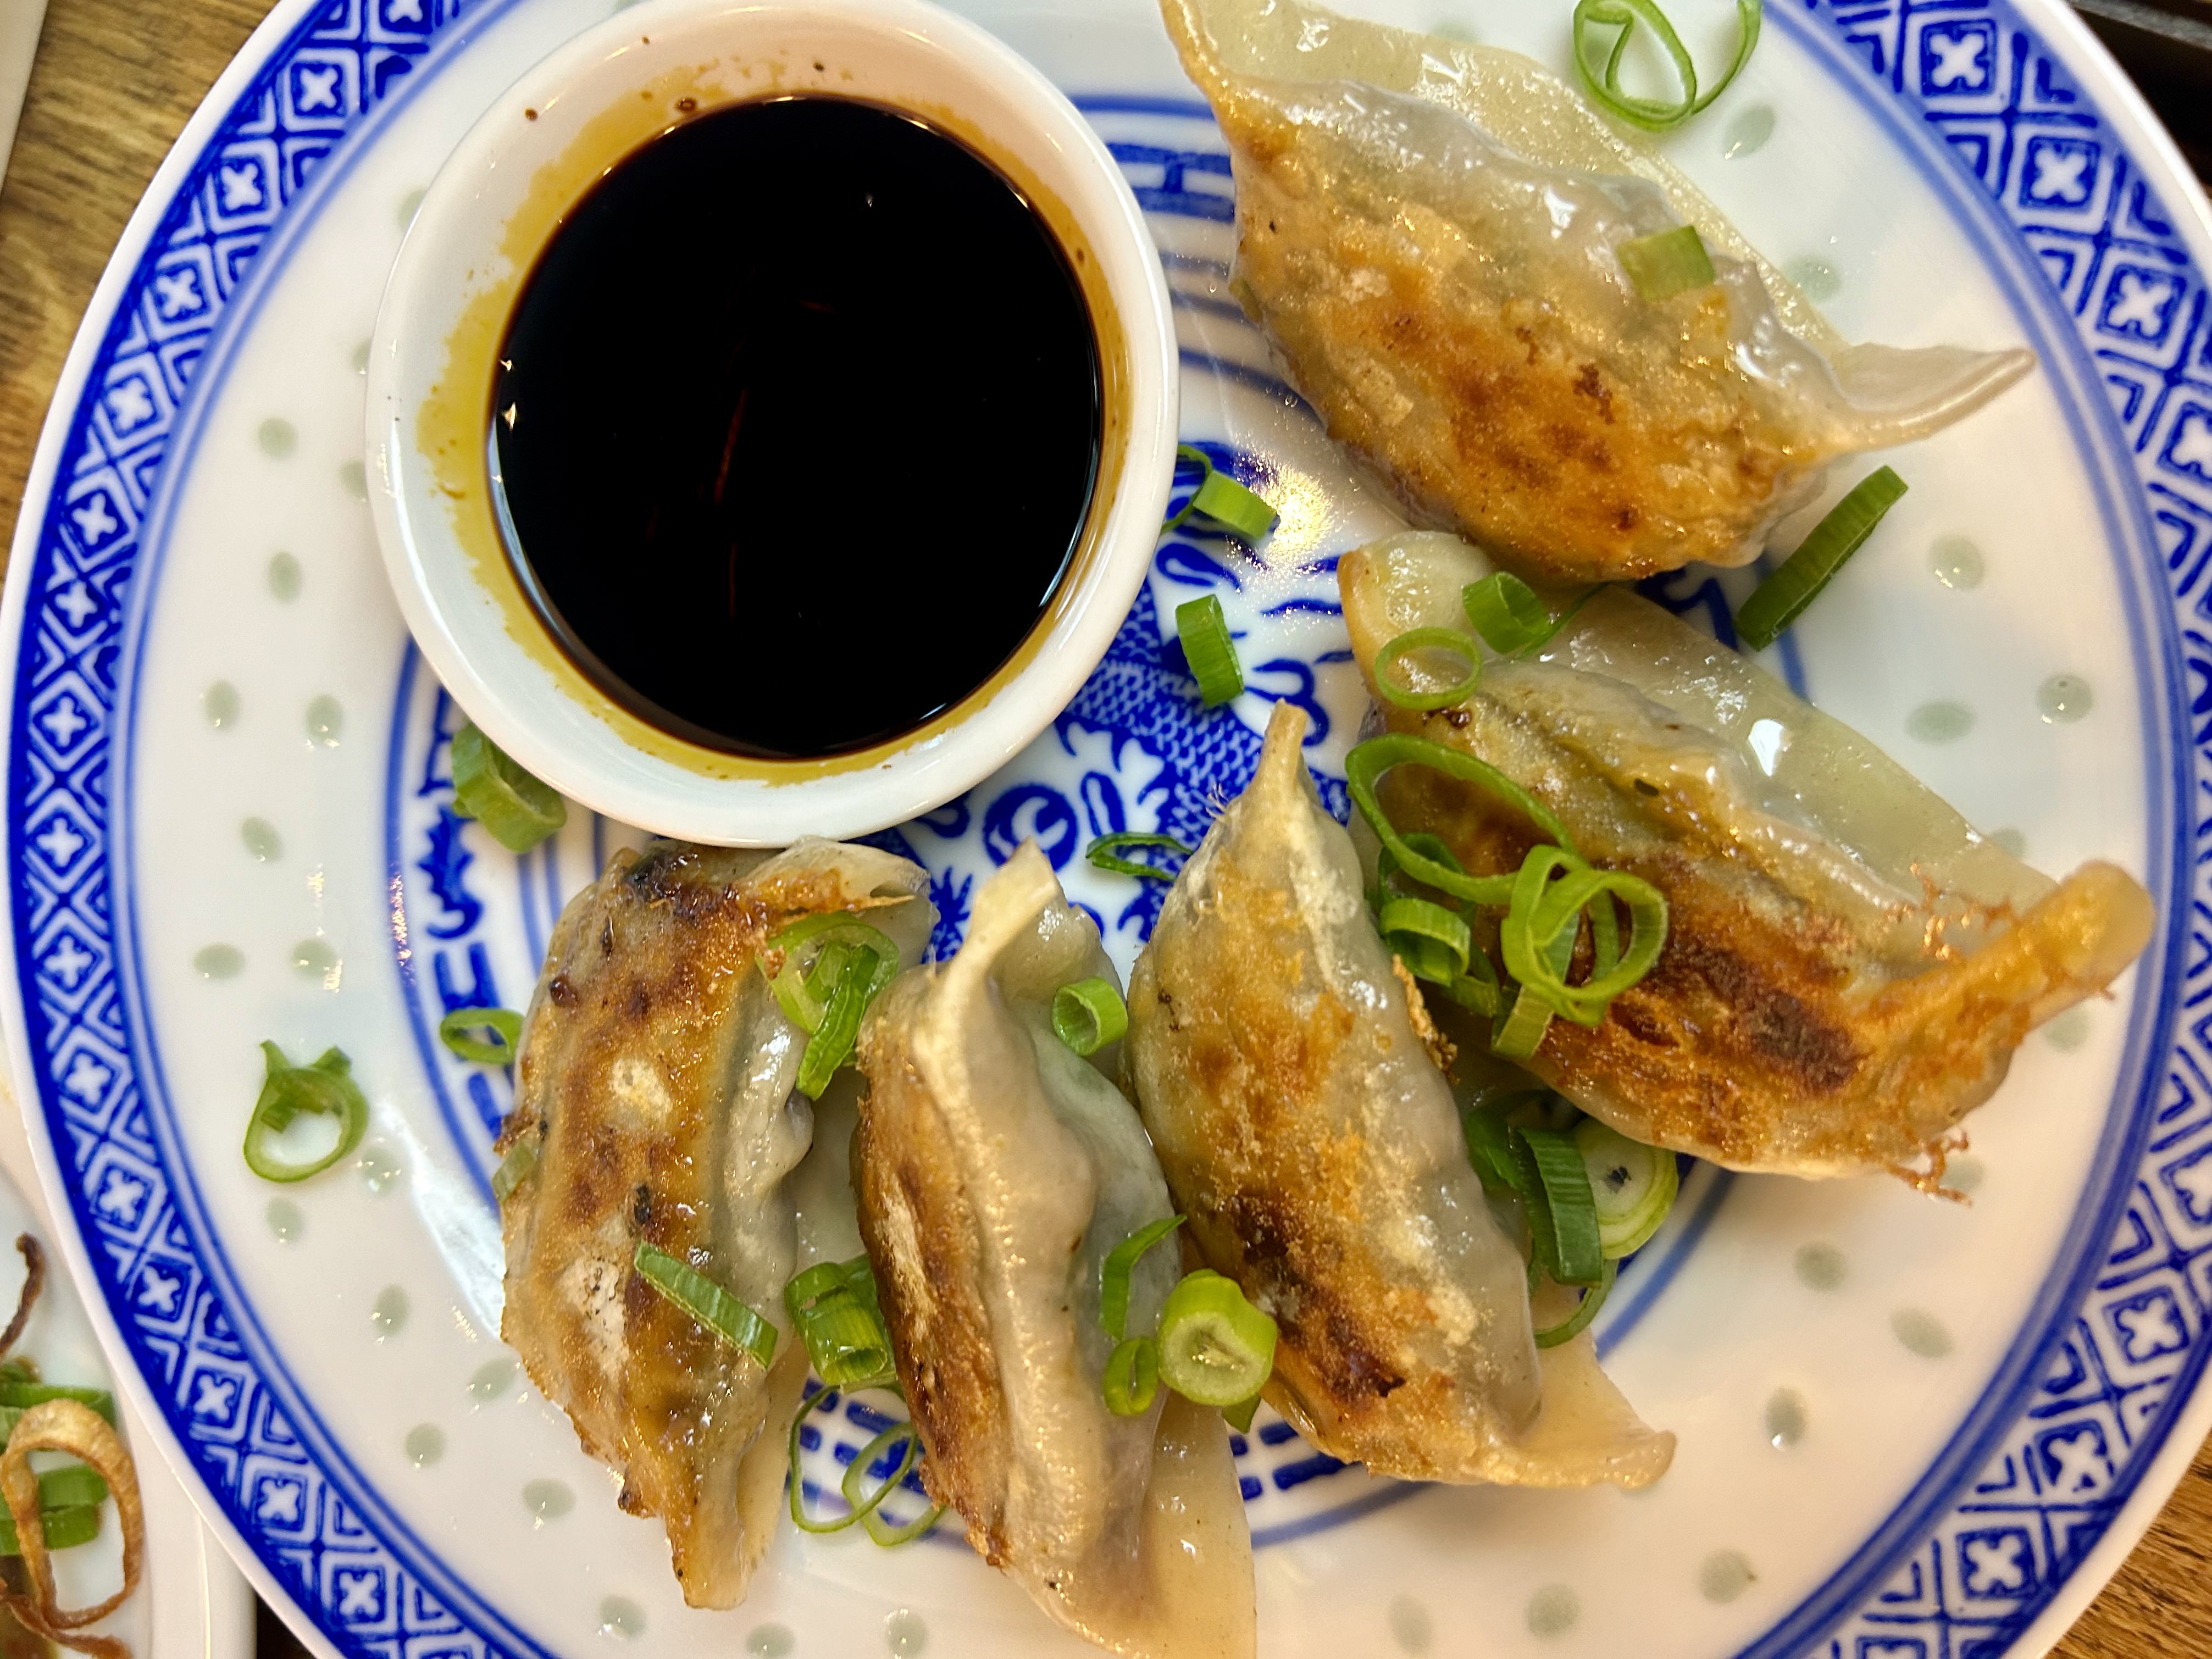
xmin=1156 ymin=1270 xmax=1278 ymax=1407
xmin=1576 ymin=1119 xmax=1681 ymax=1257
xmin=840 ymin=1421 xmax=925 ymax=1533
xmin=1734 ymin=466 xmax=1910 ymax=651
xmin=784 ymin=1257 xmax=895 ymax=1388
xmin=1534 ymin=1257 xmax=1618 ymax=1349
xmin=794 ymin=944 xmax=897 ymax=1100
xmin=1572 ymin=0 xmax=1763 ymax=132
xmin=1177 ymin=595 xmax=1245 ymax=707
xmin=1462 ymin=1106 xmax=1524 ymax=1196
xmin=1513 ymin=1127 xmax=1606 ymax=1288
xmin=490 ymin=1135 xmax=539 ymax=1205
xmin=1379 ymin=896 xmax=1472 ymax=984
xmin=1101 ymin=1215 xmax=1186 ymax=1341
xmin=0 ymin=1505 xmax=99 ymax=1556
xmin=1223 ymin=1392 xmax=1261 ymax=1433
xmin=788 ymin=1390 xmax=853 ymax=1536
xmin=1373 ymin=628 xmax=1482 ymax=712
xmin=437 ymin=1006 xmax=522 ymax=1066
xmin=1165 ymin=445 xmax=1279 ymax=542
xmin=0 ymin=1384 xmax=113 ymax=1424
xmin=1617 ymin=224 xmax=1717 ymax=302
xmin=1347 ymin=736 xmax=1577 ymax=909
xmin=1053 ymin=976 xmax=1129 ymax=1057
xmin=242 ymin=1042 xmax=368 ymax=1184
xmin=633 ymin=1241 xmax=777 ymax=1370
xmin=1103 ymin=1336 xmax=1162 ymax=1417
xmin=1461 ymin=573 xmax=1551 ymax=654
xmin=1514 ymin=585 xmax=1603 ymax=660
xmin=1086 ymin=831 xmax=1196 ymax=883
xmin=1489 ymin=986 xmax=1556 ymax=1061
xmin=450 ymin=721 xmax=567 ymax=854
xmin=1498 ymin=845 xmax=1669 ymax=1028
xmin=766 ymin=915 xmax=901 ymax=1034
xmin=30 ymin=1469 xmax=104 ymax=1513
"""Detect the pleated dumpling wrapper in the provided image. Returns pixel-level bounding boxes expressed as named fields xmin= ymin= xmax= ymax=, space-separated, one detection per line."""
xmin=496 ymin=837 xmax=934 ymax=1610
xmin=1127 ymin=701 xmax=1675 ymax=1488
xmin=853 ymin=843 xmax=1255 ymax=1659
xmin=1341 ymin=531 xmax=2156 ymax=1181
xmin=1160 ymin=0 xmax=2033 ymax=584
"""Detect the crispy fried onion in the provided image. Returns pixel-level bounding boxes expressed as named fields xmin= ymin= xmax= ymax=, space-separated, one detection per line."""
xmin=0 ymin=1399 xmax=143 ymax=1658
xmin=0 ymin=1238 xmax=42 ymax=1371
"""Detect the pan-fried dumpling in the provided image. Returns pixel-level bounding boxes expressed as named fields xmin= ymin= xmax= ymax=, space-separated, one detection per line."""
xmin=496 ymin=837 xmax=933 ymax=1608
xmin=1161 ymin=0 xmax=2033 ymax=583
xmin=1127 ymin=701 xmax=1674 ymax=1488
xmin=854 ymin=844 xmax=1254 ymax=1659
xmin=1340 ymin=531 xmax=2155 ymax=1180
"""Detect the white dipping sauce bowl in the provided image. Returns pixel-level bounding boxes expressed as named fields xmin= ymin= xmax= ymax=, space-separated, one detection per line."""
xmin=366 ymin=0 xmax=1177 ymax=845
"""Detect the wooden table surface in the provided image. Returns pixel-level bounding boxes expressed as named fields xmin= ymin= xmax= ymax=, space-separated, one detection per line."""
xmin=1 ymin=1 xmax=2209 ymax=1655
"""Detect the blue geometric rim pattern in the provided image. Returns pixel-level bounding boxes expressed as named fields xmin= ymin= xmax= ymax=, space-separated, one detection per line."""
xmin=2 ymin=2 xmax=2209 ymax=1658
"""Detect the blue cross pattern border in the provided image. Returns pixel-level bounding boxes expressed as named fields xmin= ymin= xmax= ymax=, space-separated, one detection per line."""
xmin=6 ymin=0 xmax=2212 ymax=1655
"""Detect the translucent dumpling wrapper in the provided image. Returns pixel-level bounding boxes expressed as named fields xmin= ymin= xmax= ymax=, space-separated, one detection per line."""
xmin=1160 ymin=0 xmax=2035 ymax=582
xmin=1340 ymin=531 xmax=2156 ymax=1181
xmin=496 ymin=837 xmax=934 ymax=1609
xmin=1127 ymin=701 xmax=1675 ymax=1488
xmin=853 ymin=844 xmax=1255 ymax=1659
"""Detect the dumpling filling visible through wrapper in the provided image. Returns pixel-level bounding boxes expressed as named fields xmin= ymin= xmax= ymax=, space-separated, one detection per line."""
xmin=1340 ymin=531 xmax=2156 ymax=1183
xmin=1160 ymin=0 xmax=2034 ymax=583
xmin=1128 ymin=701 xmax=1675 ymax=1489
xmin=854 ymin=845 xmax=1255 ymax=1659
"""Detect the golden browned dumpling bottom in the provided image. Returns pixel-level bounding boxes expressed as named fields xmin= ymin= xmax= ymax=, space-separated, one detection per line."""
xmin=1234 ymin=164 xmax=1826 ymax=581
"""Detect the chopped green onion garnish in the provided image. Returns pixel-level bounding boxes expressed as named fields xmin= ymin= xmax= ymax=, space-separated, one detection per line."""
xmin=1576 ymin=1119 xmax=1680 ymax=1257
xmin=1514 ymin=1126 xmax=1606 ymax=1288
xmin=1346 ymin=736 xmax=1577 ymax=909
xmin=1103 ymin=1336 xmax=1162 ymax=1417
xmin=1734 ymin=466 xmax=1910 ymax=652
xmin=450 ymin=722 xmax=566 ymax=855
xmin=1617 ymin=225 xmax=1718 ymax=302
xmin=1379 ymin=895 xmax=1473 ymax=985
xmin=1497 ymin=844 xmax=1668 ymax=1033
xmin=32 ymin=1467 xmax=106 ymax=1511
xmin=1101 ymin=1215 xmax=1185 ymax=1342
xmin=0 ymin=1504 xmax=99 ymax=1556
xmin=1461 ymin=573 xmax=1552 ymax=654
xmin=1513 ymin=585 xmax=1602 ymax=660
xmin=788 ymin=1393 xmax=940 ymax=1544
xmin=437 ymin=1006 xmax=522 ymax=1066
xmin=840 ymin=1419 xmax=928 ymax=1544
xmin=1489 ymin=986 xmax=1556 ymax=1061
xmin=1572 ymin=0 xmax=1762 ymax=133
xmin=1052 ymin=976 xmax=1129 ymax=1058
xmin=1177 ymin=595 xmax=1245 ymax=707
xmin=1373 ymin=628 xmax=1482 ymax=712
xmin=1223 ymin=1392 xmax=1261 ymax=1433
xmin=1462 ymin=1101 xmax=1531 ymax=1196
xmin=243 ymin=1041 xmax=368 ymax=1184
xmin=1534 ymin=1257 xmax=1617 ymax=1349
xmin=1086 ymin=832 xmax=1195 ymax=883
xmin=0 ymin=1383 xmax=113 ymax=1424
xmin=784 ymin=1257 xmax=895 ymax=1389
xmin=766 ymin=915 xmax=902 ymax=1035
xmin=1165 ymin=445 xmax=1279 ymax=542
xmin=489 ymin=1135 xmax=539 ymax=1205
xmin=633 ymin=1241 xmax=776 ymax=1370
xmin=1156 ymin=1270 xmax=1278 ymax=1408
xmin=792 ymin=942 xmax=898 ymax=1100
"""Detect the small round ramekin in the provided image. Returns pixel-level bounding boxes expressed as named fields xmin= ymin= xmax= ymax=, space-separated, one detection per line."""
xmin=365 ymin=0 xmax=1176 ymax=845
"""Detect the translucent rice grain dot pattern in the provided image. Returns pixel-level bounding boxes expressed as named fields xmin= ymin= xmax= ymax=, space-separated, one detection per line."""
xmin=1892 ymin=1308 xmax=1954 ymax=1358
xmin=203 ymin=681 xmax=239 ymax=728
xmin=192 ymin=944 xmax=243 ymax=979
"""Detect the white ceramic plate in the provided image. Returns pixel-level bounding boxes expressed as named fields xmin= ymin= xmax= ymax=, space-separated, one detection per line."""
xmin=4 ymin=0 xmax=2210 ymax=1655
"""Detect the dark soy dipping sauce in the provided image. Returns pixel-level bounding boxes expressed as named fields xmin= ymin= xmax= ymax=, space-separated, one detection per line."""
xmin=494 ymin=96 xmax=1102 ymax=758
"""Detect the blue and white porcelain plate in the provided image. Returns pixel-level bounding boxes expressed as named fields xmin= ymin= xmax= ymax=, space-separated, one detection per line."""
xmin=5 ymin=0 xmax=2210 ymax=1654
